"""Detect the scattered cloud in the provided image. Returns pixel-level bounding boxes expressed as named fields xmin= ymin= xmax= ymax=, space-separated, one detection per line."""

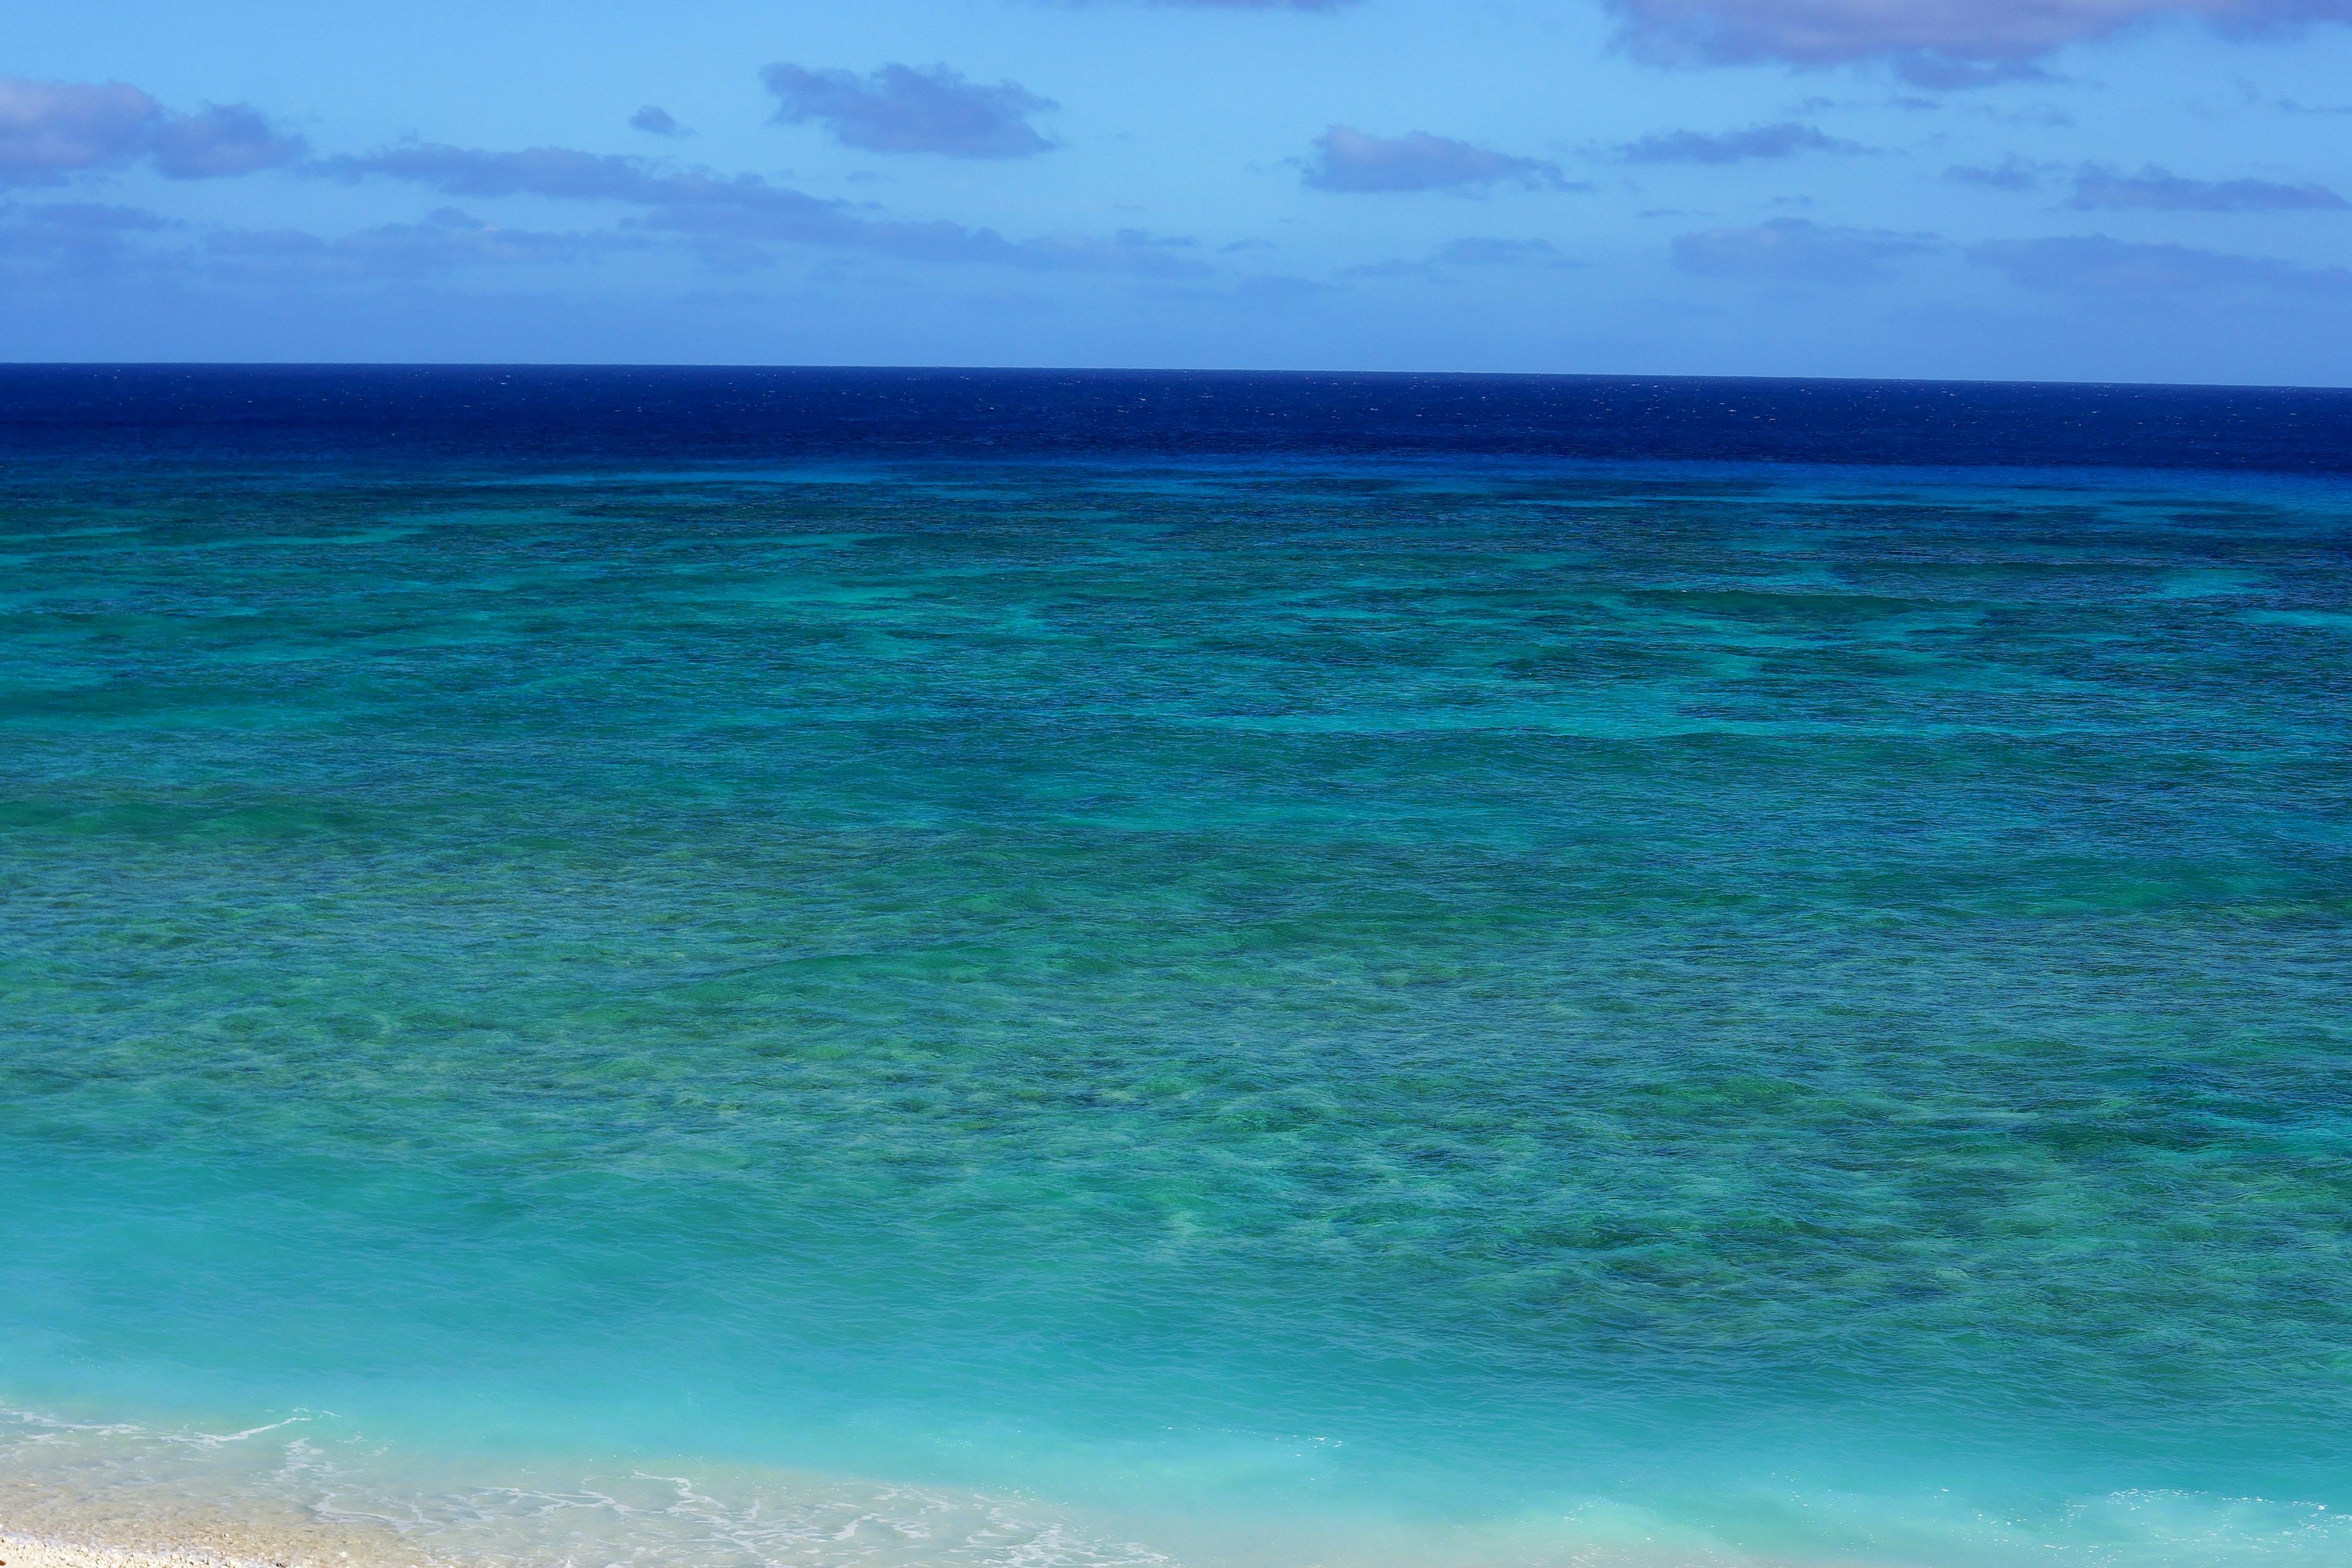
xmin=2067 ymin=163 xmax=2349 ymax=210
xmin=1136 ymin=271 xmax=1348 ymax=311
xmin=1789 ymin=93 xmax=1940 ymax=111
xmin=1434 ymin=236 xmax=1578 ymax=265
xmin=322 ymin=144 xmax=674 ymax=203
xmin=9 ymin=135 xmax=1218 ymax=287
xmin=1964 ymin=101 xmax=2076 ymax=126
xmin=1235 ymin=273 xmax=1338 ymax=300
xmin=761 ymin=62 xmax=1057 ymax=158
xmin=320 ymin=141 xmax=1208 ymax=274
xmin=0 ymin=80 xmax=159 ymax=184
xmin=0 ymin=194 xmax=634 ymax=285
xmin=0 ymin=77 xmax=304 ymax=186
xmin=1300 ymin=125 xmax=1581 ymax=193
xmin=1970 ymin=233 xmax=2352 ymax=292
xmin=1673 ymin=216 xmax=1936 ymax=282
xmin=205 ymin=206 xmax=633 ymax=276
xmin=1603 ymin=0 xmax=2352 ymax=86
xmin=630 ymin=107 xmax=686 ymax=137
xmin=0 ymin=199 xmax=178 ymax=275
xmin=1943 ymin=155 xmax=2056 ymax=190
xmin=3 ymin=198 xmax=172 ymax=233
xmin=1344 ymin=235 xmax=1583 ymax=281
xmin=148 ymin=104 xmax=308 ymax=179
xmin=1619 ymin=121 xmax=1864 ymax=163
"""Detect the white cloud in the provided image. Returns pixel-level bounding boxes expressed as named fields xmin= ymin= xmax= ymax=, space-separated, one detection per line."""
xmin=0 ymin=77 xmax=303 ymax=185
xmin=1607 ymin=0 xmax=2352 ymax=85
xmin=1301 ymin=126 xmax=1580 ymax=194
xmin=763 ymin=62 xmax=1058 ymax=159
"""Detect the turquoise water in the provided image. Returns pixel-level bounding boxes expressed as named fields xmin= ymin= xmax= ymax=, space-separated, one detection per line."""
xmin=3 ymin=453 xmax=2349 ymax=1566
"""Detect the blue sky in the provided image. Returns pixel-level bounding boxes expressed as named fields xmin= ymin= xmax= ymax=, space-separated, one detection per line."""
xmin=7 ymin=0 xmax=2352 ymax=382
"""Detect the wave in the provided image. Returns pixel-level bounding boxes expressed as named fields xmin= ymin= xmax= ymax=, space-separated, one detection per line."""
xmin=7 ymin=1403 xmax=2351 ymax=1568
xmin=0 ymin=1408 xmax=1172 ymax=1568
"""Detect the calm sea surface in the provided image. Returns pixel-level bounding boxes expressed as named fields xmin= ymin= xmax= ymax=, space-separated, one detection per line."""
xmin=2 ymin=369 xmax=2348 ymax=1567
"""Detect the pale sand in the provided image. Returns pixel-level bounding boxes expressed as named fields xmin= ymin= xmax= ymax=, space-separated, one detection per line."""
xmin=0 ymin=1529 xmax=425 ymax=1568
xmin=1 ymin=1538 xmax=339 ymax=1568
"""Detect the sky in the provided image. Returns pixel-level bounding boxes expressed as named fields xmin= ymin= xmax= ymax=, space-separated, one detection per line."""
xmin=6 ymin=0 xmax=2352 ymax=383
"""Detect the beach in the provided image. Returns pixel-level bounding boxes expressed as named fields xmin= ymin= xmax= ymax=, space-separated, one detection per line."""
xmin=4 ymin=1540 xmax=302 ymax=1568
xmin=1 ymin=1536 xmax=401 ymax=1568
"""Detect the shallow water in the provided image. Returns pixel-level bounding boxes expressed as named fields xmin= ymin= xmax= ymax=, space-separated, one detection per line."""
xmin=3 ymin=380 xmax=2350 ymax=1566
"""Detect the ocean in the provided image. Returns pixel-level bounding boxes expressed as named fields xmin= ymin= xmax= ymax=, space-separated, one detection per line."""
xmin=2 ymin=367 xmax=2348 ymax=1567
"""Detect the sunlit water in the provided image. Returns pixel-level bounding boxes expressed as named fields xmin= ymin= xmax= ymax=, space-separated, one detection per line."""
xmin=3 ymin=374 xmax=2349 ymax=1566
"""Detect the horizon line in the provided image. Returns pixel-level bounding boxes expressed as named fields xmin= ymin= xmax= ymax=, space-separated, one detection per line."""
xmin=4 ymin=361 xmax=2351 ymax=396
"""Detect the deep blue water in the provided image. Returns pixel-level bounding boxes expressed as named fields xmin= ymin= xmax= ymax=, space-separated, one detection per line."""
xmin=2 ymin=368 xmax=2348 ymax=1567
xmin=6 ymin=365 xmax=2352 ymax=471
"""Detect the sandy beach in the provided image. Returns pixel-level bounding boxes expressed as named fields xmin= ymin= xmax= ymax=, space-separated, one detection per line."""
xmin=1 ymin=1540 xmax=323 ymax=1568
xmin=0 ymin=1540 xmax=394 ymax=1568
xmin=1 ymin=1516 xmax=421 ymax=1568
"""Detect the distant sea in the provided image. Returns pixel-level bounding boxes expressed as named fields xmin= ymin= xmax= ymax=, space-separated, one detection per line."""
xmin=3 ymin=368 xmax=2348 ymax=1568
